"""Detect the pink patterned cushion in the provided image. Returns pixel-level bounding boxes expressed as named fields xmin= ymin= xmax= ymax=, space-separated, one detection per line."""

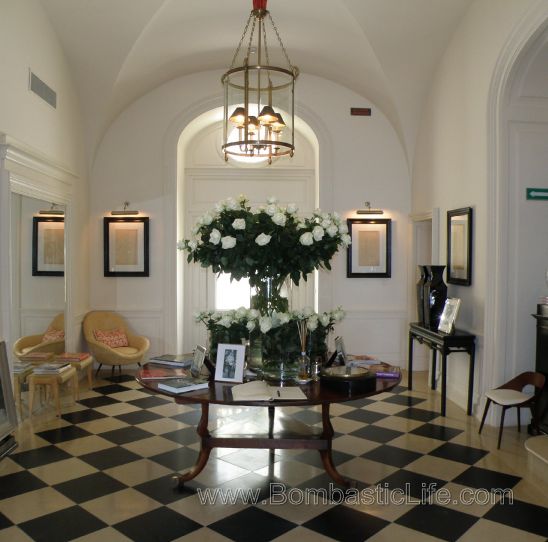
xmin=42 ymin=329 xmax=65 ymax=342
xmin=93 ymin=328 xmax=129 ymax=348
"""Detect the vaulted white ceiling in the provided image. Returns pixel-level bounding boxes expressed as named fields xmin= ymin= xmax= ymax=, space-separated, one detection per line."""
xmin=40 ymin=0 xmax=473 ymax=167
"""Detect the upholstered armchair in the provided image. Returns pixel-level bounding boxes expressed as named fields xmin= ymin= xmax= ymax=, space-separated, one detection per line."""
xmin=83 ymin=311 xmax=150 ymax=375
xmin=13 ymin=313 xmax=65 ymax=360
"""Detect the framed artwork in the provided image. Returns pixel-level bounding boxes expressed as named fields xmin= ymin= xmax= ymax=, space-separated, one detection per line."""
xmin=334 ymin=336 xmax=347 ymax=364
xmin=447 ymin=207 xmax=472 ymax=286
xmin=438 ymin=298 xmax=461 ymax=334
xmin=190 ymin=345 xmax=207 ymax=377
xmin=347 ymin=218 xmax=392 ymax=278
xmin=104 ymin=217 xmax=149 ymax=277
xmin=214 ymin=343 xmax=245 ymax=383
xmin=32 ymin=217 xmax=64 ymax=276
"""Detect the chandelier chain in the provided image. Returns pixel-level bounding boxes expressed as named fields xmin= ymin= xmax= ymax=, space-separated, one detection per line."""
xmin=230 ymin=13 xmax=254 ymax=69
xmin=268 ymin=13 xmax=294 ymax=71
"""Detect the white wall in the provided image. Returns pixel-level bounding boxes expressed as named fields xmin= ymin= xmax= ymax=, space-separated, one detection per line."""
xmin=0 ymin=0 xmax=88 ymax=349
xmin=91 ymin=71 xmax=410 ymax=362
xmin=412 ymin=0 xmax=537 ymax=413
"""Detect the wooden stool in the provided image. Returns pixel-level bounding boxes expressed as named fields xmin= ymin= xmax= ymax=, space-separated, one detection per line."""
xmin=12 ymin=368 xmax=33 ymax=416
xmin=28 ymin=366 xmax=78 ymax=417
xmin=68 ymin=356 xmax=94 ymax=389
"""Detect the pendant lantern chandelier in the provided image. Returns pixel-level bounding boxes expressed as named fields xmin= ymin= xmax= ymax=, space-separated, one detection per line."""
xmin=222 ymin=0 xmax=298 ymax=164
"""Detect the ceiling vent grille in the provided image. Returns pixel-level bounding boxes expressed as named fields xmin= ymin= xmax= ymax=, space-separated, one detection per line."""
xmin=29 ymin=70 xmax=57 ymax=109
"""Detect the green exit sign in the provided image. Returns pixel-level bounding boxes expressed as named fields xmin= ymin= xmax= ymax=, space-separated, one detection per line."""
xmin=526 ymin=188 xmax=548 ymax=200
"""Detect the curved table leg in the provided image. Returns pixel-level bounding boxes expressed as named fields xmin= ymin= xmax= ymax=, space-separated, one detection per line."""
xmin=175 ymin=403 xmax=211 ymax=488
xmin=319 ymin=403 xmax=351 ymax=488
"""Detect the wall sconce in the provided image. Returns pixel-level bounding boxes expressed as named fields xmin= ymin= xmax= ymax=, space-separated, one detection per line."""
xmin=356 ymin=201 xmax=384 ymax=215
xmin=111 ymin=201 xmax=139 ymax=216
xmin=39 ymin=204 xmax=64 ymax=215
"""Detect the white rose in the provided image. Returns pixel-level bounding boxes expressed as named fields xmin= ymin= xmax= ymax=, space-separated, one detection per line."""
xmin=313 ymin=226 xmax=325 ymax=241
xmin=339 ymin=223 xmax=349 ymax=234
xmin=176 ymin=240 xmax=185 ymax=251
xmin=219 ymin=316 xmax=233 ymax=328
xmin=303 ymin=306 xmax=315 ymax=317
xmin=235 ymin=306 xmax=248 ymax=319
xmin=255 ymin=233 xmax=272 ymax=246
xmin=297 ymin=222 xmax=306 ymax=230
xmin=188 ymin=240 xmax=198 ymax=250
xmin=248 ymin=309 xmax=260 ymax=319
xmin=246 ymin=320 xmax=256 ymax=332
xmin=307 ymin=317 xmax=319 ymax=331
xmin=221 ymin=236 xmax=236 ymax=249
xmin=266 ymin=204 xmax=277 ymax=216
xmin=225 ymin=197 xmax=238 ymax=210
xmin=278 ymin=312 xmax=290 ymax=324
xmin=321 ymin=219 xmax=331 ymax=229
xmin=259 ymin=316 xmax=273 ymax=333
xmin=286 ymin=203 xmax=298 ymax=214
xmin=332 ymin=308 xmax=345 ymax=321
xmin=332 ymin=212 xmax=341 ymax=224
xmin=320 ymin=313 xmax=331 ymax=327
xmin=272 ymin=212 xmax=286 ymax=227
xmin=238 ymin=194 xmax=248 ymax=204
xmin=326 ymin=224 xmax=338 ymax=237
xmin=202 ymin=213 xmax=213 ymax=225
xmin=342 ymin=233 xmax=352 ymax=247
xmin=232 ymin=218 xmax=246 ymax=230
xmin=209 ymin=229 xmax=221 ymax=245
xmin=214 ymin=202 xmax=225 ymax=213
xmin=267 ymin=196 xmax=278 ymax=204
xmin=299 ymin=232 xmax=314 ymax=246
xmin=192 ymin=226 xmax=200 ymax=235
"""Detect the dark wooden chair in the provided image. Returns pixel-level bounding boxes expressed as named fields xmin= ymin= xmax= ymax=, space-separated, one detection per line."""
xmin=479 ymin=371 xmax=545 ymax=449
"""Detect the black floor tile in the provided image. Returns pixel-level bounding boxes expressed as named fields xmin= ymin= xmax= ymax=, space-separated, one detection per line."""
xmin=292 ymin=409 xmax=323 ymax=425
xmin=78 ymin=395 xmax=120 ymax=408
xmin=134 ymin=475 xmax=202 ymax=504
xmin=296 ymin=472 xmax=368 ymax=495
xmin=104 ymin=374 xmax=136 ymax=383
xmin=93 ymin=383 xmax=132 ymax=395
xmin=79 ymin=446 xmax=142 ymax=470
xmin=378 ymin=469 xmax=446 ymax=499
xmin=292 ymin=449 xmax=354 ymax=469
xmin=410 ymin=423 xmax=462 ymax=441
xmin=362 ymin=444 xmax=422 ymax=468
xmin=382 ymin=395 xmax=426 ymax=407
xmin=54 ymin=472 xmax=127 ymax=503
xmin=100 ymin=426 xmax=154 ymax=445
xmin=149 ymin=447 xmax=199 ymax=471
xmin=35 ymin=426 xmax=92 ymax=444
xmin=452 ymin=466 xmax=521 ymax=491
xmin=339 ymin=409 xmax=387 ymax=424
xmin=0 ymin=512 xmax=12 ymax=529
xmin=349 ymin=425 xmax=403 ymax=443
xmin=345 ymin=397 xmax=375 ymax=408
xmin=303 ymin=505 xmax=389 ymax=542
xmin=219 ymin=473 xmax=277 ymax=503
xmin=128 ymin=396 xmax=170 ymax=409
xmin=19 ymin=506 xmax=107 ymax=542
xmin=392 ymin=385 xmax=407 ymax=394
xmin=10 ymin=445 xmax=72 ymax=469
xmin=114 ymin=507 xmax=201 ymax=542
xmin=396 ymin=503 xmax=478 ymax=541
xmin=210 ymin=506 xmax=296 ymax=542
xmin=429 ymin=442 xmax=489 ymax=465
xmin=115 ymin=409 xmax=163 ymax=425
xmin=61 ymin=409 xmax=107 ymax=424
xmin=394 ymin=407 xmax=439 ymax=423
xmin=0 ymin=471 xmax=46 ymax=499
xmin=170 ymin=409 xmax=203 ymax=425
xmin=161 ymin=427 xmax=199 ymax=446
xmin=484 ymin=498 xmax=548 ymax=537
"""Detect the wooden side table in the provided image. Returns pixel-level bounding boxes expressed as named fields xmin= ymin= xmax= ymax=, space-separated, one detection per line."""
xmin=12 ymin=368 xmax=33 ymax=416
xmin=68 ymin=356 xmax=94 ymax=389
xmin=28 ymin=366 xmax=78 ymax=417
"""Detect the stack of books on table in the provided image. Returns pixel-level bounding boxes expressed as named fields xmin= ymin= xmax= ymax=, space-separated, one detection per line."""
xmin=157 ymin=377 xmax=209 ymax=394
xmin=33 ymin=363 xmax=72 ymax=375
xmin=12 ymin=362 xmax=32 ymax=373
xmin=347 ymin=358 xmax=401 ymax=378
xmin=55 ymin=353 xmax=90 ymax=363
xmin=19 ymin=352 xmax=54 ymax=363
xmin=148 ymin=354 xmax=193 ymax=368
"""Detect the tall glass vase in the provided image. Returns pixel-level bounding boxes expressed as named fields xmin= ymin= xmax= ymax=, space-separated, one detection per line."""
xmin=424 ymin=265 xmax=447 ymax=330
xmin=250 ymin=276 xmax=289 ymax=314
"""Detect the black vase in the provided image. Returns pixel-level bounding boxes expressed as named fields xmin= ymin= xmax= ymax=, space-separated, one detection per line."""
xmin=424 ymin=265 xmax=447 ymax=330
xmin=416 ymin=265 xmax=428 ymax=325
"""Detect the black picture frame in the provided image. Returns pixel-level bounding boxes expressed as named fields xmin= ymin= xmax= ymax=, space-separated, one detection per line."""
xmin=32 ymin=216 xmax=64 ymax=276
xmin=447 ymin=207 xmax=473 ymax=286
xmin=347 ymin=218 xmax=391 ymax=278
xmin=104 ymin=217 xmax=149 ymax=277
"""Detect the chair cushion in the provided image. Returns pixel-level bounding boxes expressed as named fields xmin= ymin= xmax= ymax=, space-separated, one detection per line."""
xmin=112 ymin=346 xmax=139 ymax=355
xmin=42 ymin=329 xmax=65 ymax=342
xmin=485 ymin=389 xmax=533 ymax=406
xmin=94 ymin=328 xmax=129 ymax=348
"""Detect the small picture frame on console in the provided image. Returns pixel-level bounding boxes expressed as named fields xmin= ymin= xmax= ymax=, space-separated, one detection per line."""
xmin=438 ymin=298 xmax=461 ymax=334
xmin=214 ymin=343 xmax=245 ymax=383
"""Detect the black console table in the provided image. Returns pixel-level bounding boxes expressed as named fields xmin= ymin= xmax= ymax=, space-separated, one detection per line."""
xmin=408 ymin=323 xmax=476 ymax=416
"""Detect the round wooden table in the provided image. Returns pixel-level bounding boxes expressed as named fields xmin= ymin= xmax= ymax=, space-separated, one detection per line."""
xmin=138 ymin=370 xmax=401 ymax=488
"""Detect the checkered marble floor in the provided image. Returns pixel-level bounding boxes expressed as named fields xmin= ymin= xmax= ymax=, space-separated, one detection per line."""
xmin=1 ymin=371 xmax=547 ymax=542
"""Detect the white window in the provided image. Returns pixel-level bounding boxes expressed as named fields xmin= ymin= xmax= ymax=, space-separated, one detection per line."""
xmin=215 ymin=273 xmax=251 ymax=310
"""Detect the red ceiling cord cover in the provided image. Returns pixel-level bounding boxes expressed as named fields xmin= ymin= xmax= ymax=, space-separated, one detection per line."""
xmin=253 ymin=0 xmax=268 ymax=10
